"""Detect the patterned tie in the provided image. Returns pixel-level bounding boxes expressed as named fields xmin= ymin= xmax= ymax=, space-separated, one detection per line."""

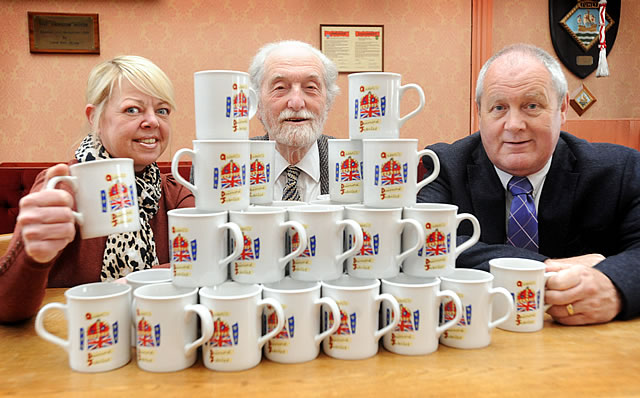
xmin=507 ymin=176 xmax=539 ymax=251
xmin=282 ymin=165 xmax=301 ymax=201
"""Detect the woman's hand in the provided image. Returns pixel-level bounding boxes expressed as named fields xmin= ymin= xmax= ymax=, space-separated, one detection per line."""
xmin=17 ymin=164 xmax=77 ymax=263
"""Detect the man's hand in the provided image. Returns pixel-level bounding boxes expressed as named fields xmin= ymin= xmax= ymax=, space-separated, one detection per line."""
xmin=544 ymin=261 xmax=622 ymax=325
xmin=544 ymin=253 xmax=605 ymax=271
xmin=17 ymin=164 xmax=76 ymax=263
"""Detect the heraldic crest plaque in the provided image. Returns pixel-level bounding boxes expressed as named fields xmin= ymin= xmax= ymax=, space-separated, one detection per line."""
xmin=549 ymin=0 xmax=620 ymax=78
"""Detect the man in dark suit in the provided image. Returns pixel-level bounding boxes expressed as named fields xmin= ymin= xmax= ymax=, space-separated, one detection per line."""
xmin=249 ymin=40 xmax=338 ymax=201
xmin=417 ymin=44 xmax=640 ymax=325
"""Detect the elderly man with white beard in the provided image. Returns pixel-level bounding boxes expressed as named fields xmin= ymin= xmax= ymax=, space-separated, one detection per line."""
xmin=249 ymin=40 xmax=340 ymax=202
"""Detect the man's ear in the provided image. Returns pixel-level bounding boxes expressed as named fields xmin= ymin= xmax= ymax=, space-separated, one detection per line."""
xmin=559 ymin=93 xmax=569 ymax=125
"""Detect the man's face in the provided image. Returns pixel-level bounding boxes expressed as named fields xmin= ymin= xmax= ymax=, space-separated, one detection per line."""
xmin=258 ymin=47 xmax=329 ymax=148
xmin=478 ymin=54 xmax=568 ymax=177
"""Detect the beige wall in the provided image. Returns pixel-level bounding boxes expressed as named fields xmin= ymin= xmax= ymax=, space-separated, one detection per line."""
xmin=0 ymin=0 xmax=471 ymax=163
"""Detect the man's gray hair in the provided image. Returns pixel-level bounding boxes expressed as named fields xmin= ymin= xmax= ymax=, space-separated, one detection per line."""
xmin=475 ymin=43 xmax=568 ymax=109
xmin=249 ymin=40 xmax=340 ymax=107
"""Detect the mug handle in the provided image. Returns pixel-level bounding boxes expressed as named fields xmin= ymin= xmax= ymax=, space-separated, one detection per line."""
xmin=435 ymin=290 xmax=462 ymax=336
xmin=395 ymin=218 xmax=425 ymax=265
xmin=415 ymin=149 xmax=440 ymax=191
xmin=257 ymin=298 xmax=284 ymax=349
xmin=172 ymin=148 xmax=198 ymax=198
xmin=46 ymin=176 xmax=84 ymax=226
xmin=397 ymin=83 xmax=425 ymax=129
xmin=374 ymin=293 xmax=400 ymax=341
xmin=314 ymin=296 xmax=341 ymax=345
xmin=183 ymin=304 xmax=214 ymax=356
xmin=247 ymin=88 xmax=259 ymax=120
xmin=278 ymin=221 xmax=307 ymax=269
xmin=488 ymin=286 xmax=515 ymax=330
xmin=454 ymin=213 xmax=481 ymax=258
xmin=336 ymin=219 xmax=363 ymax=264
xmin=543 ymin=271 xmax=558 ymax=311
xmin=35 ymin=302 xmax=70 ymax=351
xmin=218 ymin=221 xmax=243 ymax=267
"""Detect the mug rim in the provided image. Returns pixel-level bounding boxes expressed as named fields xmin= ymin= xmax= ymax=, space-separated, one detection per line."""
xmin=262 ymin=278 xmax=321 ymax=294
xmin=348 ymin=72 xmax=401 ymax=78
xmin=192 ymin=139 xmax=250 ymax=144
xmin=69 ymin=158 xmax=133 ymax=170
xmin=381 ymin=274 xmax=440 ymax=288
xmin=489 ymin=257 xmax=546 ymax=271
xmin=199 ymin=281 xmax=262 ymax=300
xmin=167 ymin=208 xmax=228 ymax=217
xmin=65 ymin=282 xmax=131 ymax=300
xmin=403 ymin=203 xmax=459 ymax=212
xmin=133 ymin=282 xmax=198 ymax=300
xmin=345 ymin=204 xmax=402 ymax=213
xmin=125 ymin=268 xmax=172 ymax=284
xmin=194 ymin=70 xmax=249 ymax=76
xmin=230 ymin=207 xmax=286 ymax=216
xmin=287 ymin=204 xmax=344 ymax=213
xmin=439 ymin=268 xmax=493 ymax=284
xmin=321 ymin=274 xmax=380 ymax=291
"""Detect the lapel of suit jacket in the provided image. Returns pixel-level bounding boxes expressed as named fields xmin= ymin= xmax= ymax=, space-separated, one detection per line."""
xmin=538 ymin=135 xmax=579 ymax=254
xmin=467 ymin=144 xmax=507 ymax=244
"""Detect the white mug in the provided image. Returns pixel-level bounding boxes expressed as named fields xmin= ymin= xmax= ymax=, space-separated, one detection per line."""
xmin=286 ymin=205 xmax=364 ymax=281
xmin=439 ymin=269 xmax=514 ymax=349
xmin=402 ymin=204 xmax=481 ymax=277
xmin=328 ymin=139 xmax=363 ymax=204
xmin=381 ymin=274 xmax=462 ymax=355
xmin=125 ymin=268 xmax=172 ymax=346
xmin=321 ymin=275 xmax=400 ymax=360
xmin=249 ymin=141 xmax=276 ymax=205
xmin=35 ymin=282 xmax=131 ymax=372
xmin=199 ymin=282 xmax=284 ymax=371
xmin=46 ymin=158 xmax=140 ymax=239
xmin=133 ymin=283 xmax=213 ymax=372
xmin=193 ymin=70 xmax=258 ymax=140
xmin=228 ymin=207 xmax=307 ymax=284
xmin=172 ymin=140 xmax=250 ymax=211
xmin=168 ymin=208 xmax=243 ymax=287
xmin=262 ymin=278 xmax=341 ymax=364
xmin=362 ymin=139 xmax=440 ymax=208
xmin=348 ymin=72 xmax=425 ymax=139
xmin=489 ymin=258 xmax=557 ymax=332
xmin=344 ymin=205 xmax=424 ymax=280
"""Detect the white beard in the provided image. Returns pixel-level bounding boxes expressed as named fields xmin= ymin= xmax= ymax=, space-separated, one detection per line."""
xmin=262 ymin=108 xmax=326 ymax=148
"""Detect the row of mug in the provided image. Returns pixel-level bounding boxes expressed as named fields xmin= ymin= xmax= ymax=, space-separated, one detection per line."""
xmin=167 ymin=203 xmax=481 ymax=287
xmin=36 ymin=259 xmax=554 ymax=373
xmin=172 ymin=138 xmax=441 ymax=211
xmin=194 ymin=70 xmax=424 ymax=141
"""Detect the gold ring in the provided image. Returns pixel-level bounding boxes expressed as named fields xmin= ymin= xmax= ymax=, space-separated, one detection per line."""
xmin=566 ymin=303 xmax=575 ymax=316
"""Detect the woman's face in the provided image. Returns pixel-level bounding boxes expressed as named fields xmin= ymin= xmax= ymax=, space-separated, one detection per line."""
xmin=89 ymin=79 xmax=171 ymax=171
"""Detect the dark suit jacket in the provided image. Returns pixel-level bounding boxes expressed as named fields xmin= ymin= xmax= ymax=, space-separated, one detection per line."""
xmin=252 ymin=134 xmax=333 ymax=195
xmin=417 ymin=132 xmax=640 ymax=320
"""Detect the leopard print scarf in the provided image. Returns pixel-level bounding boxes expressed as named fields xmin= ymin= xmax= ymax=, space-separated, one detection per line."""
xmin=75 ymin=134 xmax=161 ymax=280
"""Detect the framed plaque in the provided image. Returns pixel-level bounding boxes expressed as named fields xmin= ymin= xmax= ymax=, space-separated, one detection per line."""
xmin=28 ymin=12 xmax=100 ymax=54
xmin=320 ymin=25 xmax=383 ymax=73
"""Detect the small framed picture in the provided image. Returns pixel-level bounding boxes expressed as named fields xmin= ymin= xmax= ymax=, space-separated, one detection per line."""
xmin=569 ymin=83 xmax=597 ymax=116
xmin=320 ymin=24 xmax=383 ymax=72
xmin=28 ymin=12 xmax=100 ymax=54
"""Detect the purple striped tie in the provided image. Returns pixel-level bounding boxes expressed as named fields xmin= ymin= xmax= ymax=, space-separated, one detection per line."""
xmin=507 ymin=176 xmax=538 ymax=252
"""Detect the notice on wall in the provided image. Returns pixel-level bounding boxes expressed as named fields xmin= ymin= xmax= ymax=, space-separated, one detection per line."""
xmin=320 ymin=25 xmax=383 ymax=72
xmin=28 ymin=12 xmax=100 ymax=54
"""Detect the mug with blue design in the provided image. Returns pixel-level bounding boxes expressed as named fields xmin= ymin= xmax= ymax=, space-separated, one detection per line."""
xmin=46 ymin=158 xmax=140 ymax=239
xmin=35 ymin=282 xmax=132 ymax=372
xmin=249 ymin=141 xmax=276 ymax=204
xmin=199 ymin=282 xmax=284 ymax=371
xmin=362 ymin=139 xmax=440 ymax=208
xmin=328 ymin=139 xmax=364 ymax=203
xmin=439 ymin=269 xmax=514 ymax=349
xmin=381 ymin=274 xmax=461 ymax=355
xmin=286 ymin=205 xmax=364 ymax=281
xmin=193 ymin=70 xmax=258 ymax=140
xmin=321 ymin=275 xmax=400 ymax=360
xmin=168 ymin=208 xmax=243 ymax=288
xmin=172 ymin=140 xmax=250 ymax=211
xmin=262 ymin=278 xmax=341 ymax=363
xmin=132 ymin=283 xmax=213 ymax=372
xmin=348 ymin=72 xmax=425 ymax=139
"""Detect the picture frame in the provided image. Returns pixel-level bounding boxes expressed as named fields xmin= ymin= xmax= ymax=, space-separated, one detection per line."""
xmin=569 ymin=83 xmax=597 ymax=116
xmin=28 ymin=12 xmax=100 ymax=54
xmin=320 ymin=24 xmax=384 ymax=73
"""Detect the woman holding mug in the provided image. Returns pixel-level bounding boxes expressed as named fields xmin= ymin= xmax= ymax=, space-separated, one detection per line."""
xmin=0 ymin=56 xmax=194 ymax=323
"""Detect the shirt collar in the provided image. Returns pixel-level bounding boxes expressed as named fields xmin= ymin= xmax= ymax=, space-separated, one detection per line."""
xmin=274 ymin=141 xmax=320 ymax=183
xmin=495 ymin=156 xmax=553 ymax=197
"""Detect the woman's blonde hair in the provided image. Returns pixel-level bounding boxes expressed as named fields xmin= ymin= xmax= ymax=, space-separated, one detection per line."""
xmin=85 ymin=55 xmax=176 ymax=133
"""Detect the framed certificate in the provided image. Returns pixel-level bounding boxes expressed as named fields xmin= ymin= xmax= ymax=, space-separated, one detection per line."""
xmin=28 ymin=12 xmax=100 ymax=54
xmin=320 ymin=25 xmax=383 ymax=72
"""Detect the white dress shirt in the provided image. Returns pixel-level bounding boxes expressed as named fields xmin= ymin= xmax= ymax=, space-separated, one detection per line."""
xmin=273 ymin=141 xmax=321 ymax=202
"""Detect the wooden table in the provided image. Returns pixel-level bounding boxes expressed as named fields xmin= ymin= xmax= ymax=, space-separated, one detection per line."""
xmin=2 ymin=288 xmax=639 ymax=397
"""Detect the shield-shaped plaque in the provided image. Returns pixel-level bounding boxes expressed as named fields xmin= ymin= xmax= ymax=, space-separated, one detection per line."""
xmin=549 ymin=0 xmax=620 ymax=78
